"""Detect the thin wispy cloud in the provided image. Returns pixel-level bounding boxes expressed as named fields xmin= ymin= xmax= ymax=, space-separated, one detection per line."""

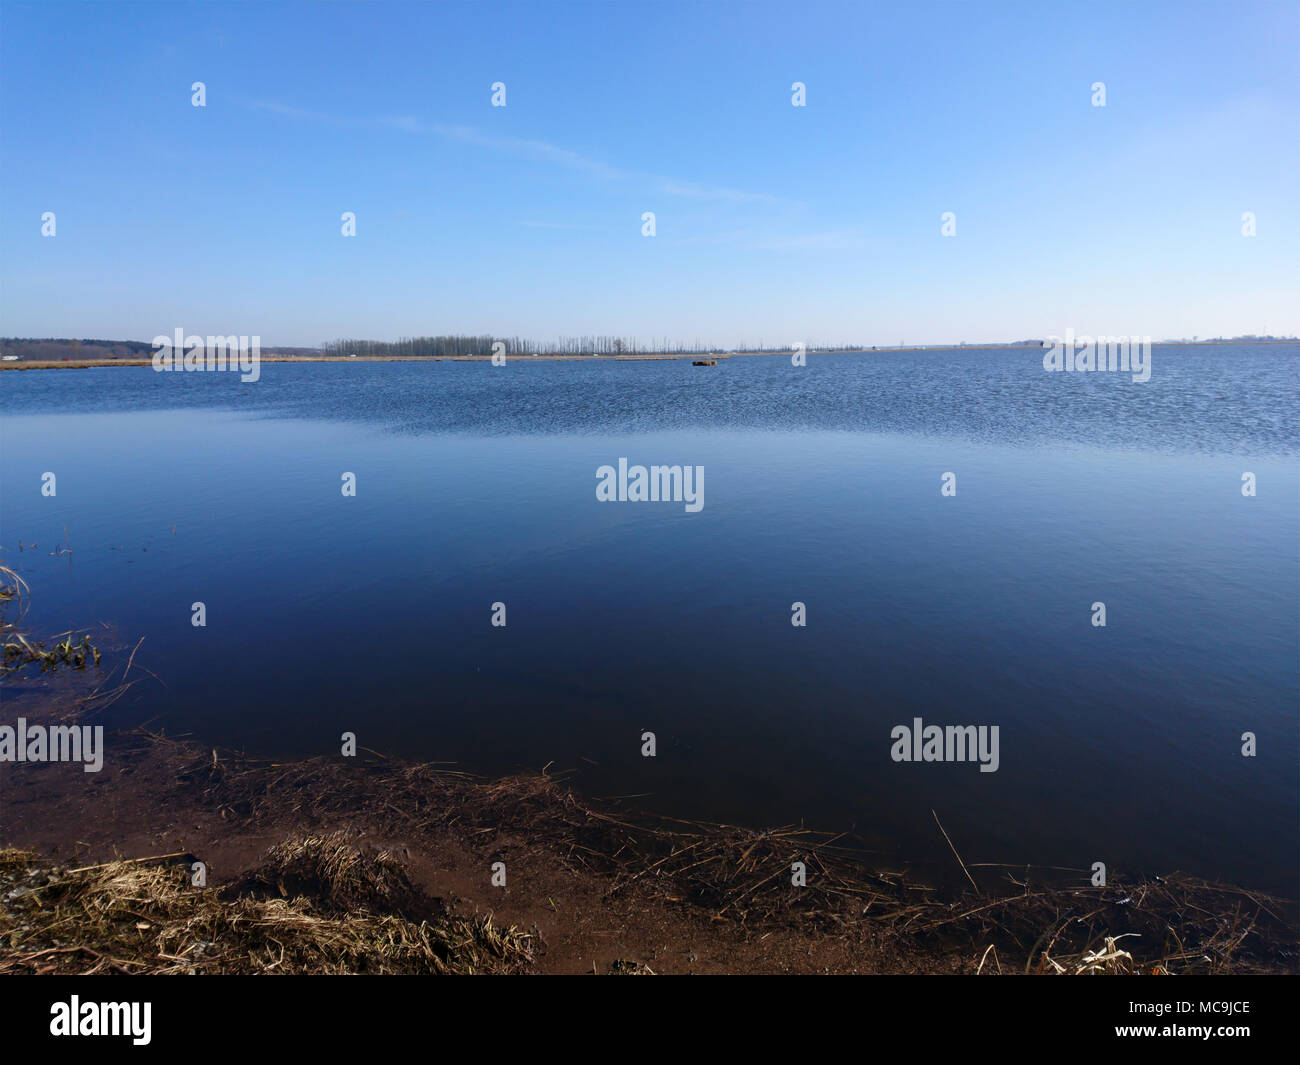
xmin=379 ymin=116 xmax=627 ymax=179
xmin=241 ymin=97 xmax=796 ymax=207
xmin=751 ymin=229 xmax=866 ymax=251
xmin=518 ymin=220 xmax=612 ymax=231
xmin=660 ymin=227 xmax=866 ymax=252
xmin=243 ymin=98 xmax=342 ymax=123
xmin=658 ymin=179 xmax=791 ymax=207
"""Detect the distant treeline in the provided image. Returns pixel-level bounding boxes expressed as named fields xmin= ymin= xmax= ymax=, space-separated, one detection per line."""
xmin=320 ymin=336 xmax=905 ymax=357
xmin=324 ymin=336 xmax=714 ymax=357
xmin=323 ymin=336 xmax=630 ymax=357
xmin=6 ymin=334 xmax=1294 ymax=364
xmin=0 ymin=338 xmax=318 ymax=360
xmin=1 ymin=338 xmax=156 ymax=360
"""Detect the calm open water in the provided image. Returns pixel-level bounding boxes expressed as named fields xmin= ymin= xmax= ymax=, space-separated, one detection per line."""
xmin=2 ymin=345 xmax=1297 ymax=895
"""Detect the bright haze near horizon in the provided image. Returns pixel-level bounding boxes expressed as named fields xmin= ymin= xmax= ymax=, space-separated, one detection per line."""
xmin=1 ymin=0 xmax=1297 ymax=349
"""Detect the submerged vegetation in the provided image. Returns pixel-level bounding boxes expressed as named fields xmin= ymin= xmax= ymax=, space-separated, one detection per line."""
xmin=116 ymin=732 xmax=1297 ymax=975
xmin=3 ymin=732 xmax=1295 ymax=974
xmin=2 ymin=632 xmax=101 ymax=675
xmin=0 ymin=566 xmax=101 ymax=675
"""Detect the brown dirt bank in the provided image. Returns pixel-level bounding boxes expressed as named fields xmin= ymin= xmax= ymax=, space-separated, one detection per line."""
xmin=2 ymin=704 xmax=1294 ymax=975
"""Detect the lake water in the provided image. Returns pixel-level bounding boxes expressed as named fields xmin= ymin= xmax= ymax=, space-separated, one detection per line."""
xmin=2 ymin=345 xmax=1297 ymax=896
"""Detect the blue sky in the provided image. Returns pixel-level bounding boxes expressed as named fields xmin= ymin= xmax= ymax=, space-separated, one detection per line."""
xmin=2 ymin=0 xmax=1296 ymax=347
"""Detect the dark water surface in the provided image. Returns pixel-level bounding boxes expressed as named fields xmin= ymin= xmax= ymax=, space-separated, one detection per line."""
xmin=3 ymin=345 xmax=1297 ymax=895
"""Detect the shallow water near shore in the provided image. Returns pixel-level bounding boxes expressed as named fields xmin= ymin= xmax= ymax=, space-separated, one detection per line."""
xmin=2 ymin=345 xmax=1297 ymax=895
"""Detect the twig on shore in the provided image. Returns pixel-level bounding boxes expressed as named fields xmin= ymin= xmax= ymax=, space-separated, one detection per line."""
xmin=932 ymin=809 xmax=979 ymax=893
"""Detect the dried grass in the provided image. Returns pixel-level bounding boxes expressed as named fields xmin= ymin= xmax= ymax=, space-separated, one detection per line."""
xmin=0 ymin=834 xmax=533 ymax=975
xmin=143 ymin=734 xmax=1298 ymax=974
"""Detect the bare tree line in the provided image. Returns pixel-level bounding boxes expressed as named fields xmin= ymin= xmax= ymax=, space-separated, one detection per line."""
xmin=319 ymin=335 xmax=885 ymax=357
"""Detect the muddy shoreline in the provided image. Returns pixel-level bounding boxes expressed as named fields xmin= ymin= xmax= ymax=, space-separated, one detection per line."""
xmin=2 ymin=696 xmax=1294 ymax=975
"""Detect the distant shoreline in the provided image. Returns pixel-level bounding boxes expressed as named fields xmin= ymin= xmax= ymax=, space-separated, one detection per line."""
xmin=3 ymin=339 xmax=1296 ymax=372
